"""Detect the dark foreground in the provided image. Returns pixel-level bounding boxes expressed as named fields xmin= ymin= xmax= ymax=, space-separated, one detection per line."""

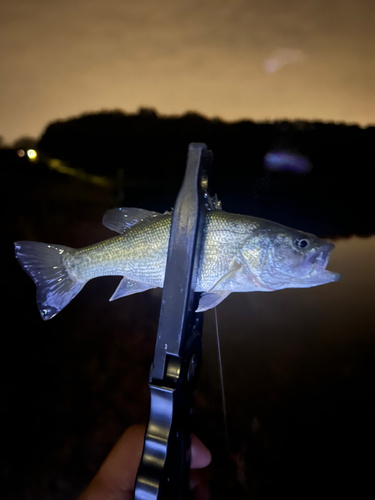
xmin=2 ymin=162 xmax=375 ymax=499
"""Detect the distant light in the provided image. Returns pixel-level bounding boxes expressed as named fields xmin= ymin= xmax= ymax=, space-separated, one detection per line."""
xmin=263 ymin=48 xmax=305 ymax=73
xmin=27 ymin=149 xmax=37 ymax=160
xmin=17 ymin=149 xmax=25 ymax=157
xmin=264 ymin=151 xmax=312 ymax=173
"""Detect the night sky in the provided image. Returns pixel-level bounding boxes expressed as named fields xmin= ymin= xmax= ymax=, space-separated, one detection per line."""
xmin=1 ymin=0 xmax=374 ymax=143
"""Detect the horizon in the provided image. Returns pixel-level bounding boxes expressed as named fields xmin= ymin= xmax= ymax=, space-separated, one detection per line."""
xmin=2 ymin=106 xmax=374 ymax=147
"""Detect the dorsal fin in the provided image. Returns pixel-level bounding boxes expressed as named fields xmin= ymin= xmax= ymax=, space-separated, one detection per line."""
xmin=103 ymin=207 xmax=162 ymax=234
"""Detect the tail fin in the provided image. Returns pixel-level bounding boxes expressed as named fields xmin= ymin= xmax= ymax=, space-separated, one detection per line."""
xmin=14 ymin=241 xmax=85 ymax=320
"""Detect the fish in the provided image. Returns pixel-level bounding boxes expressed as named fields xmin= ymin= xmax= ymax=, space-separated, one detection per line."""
xmin=14 ymin=207 xmax=340 ymax=320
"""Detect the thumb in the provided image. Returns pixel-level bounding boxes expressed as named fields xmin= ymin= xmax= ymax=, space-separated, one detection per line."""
xmin=78 ymin=424 xmax=211 ymax=500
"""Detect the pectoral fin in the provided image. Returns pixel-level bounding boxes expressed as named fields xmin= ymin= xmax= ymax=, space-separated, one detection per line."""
xmin=109 ymin=278 xmax=155 ymax=301
xmin=209 ymin=260 xmax=243 ymax=290
xmin=196 ymin=260 xmax=244 ymax=312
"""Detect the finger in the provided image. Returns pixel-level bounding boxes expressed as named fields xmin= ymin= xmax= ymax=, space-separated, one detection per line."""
xmin=78 ymin=425 xmax=212 ymax=500
xmin=190 ymin=434 xmax=212 ymax=469
xmin=78 ymin=424 xmax=145 ymax=500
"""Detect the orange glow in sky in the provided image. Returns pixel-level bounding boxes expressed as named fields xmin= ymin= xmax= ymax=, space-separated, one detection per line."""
xmin=0 ymin=0 xmax=374 ymax=143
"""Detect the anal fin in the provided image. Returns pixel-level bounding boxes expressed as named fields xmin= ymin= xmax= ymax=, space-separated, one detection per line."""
xmin=109 ymin=277 xmax=155 ymax=301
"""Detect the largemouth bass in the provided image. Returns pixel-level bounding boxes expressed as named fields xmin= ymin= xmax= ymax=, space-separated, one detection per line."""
xmin=14 ymin=207 xmax=340 ymax=320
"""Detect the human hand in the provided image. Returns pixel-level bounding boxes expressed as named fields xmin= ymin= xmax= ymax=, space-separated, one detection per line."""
xmin=78 ymin=424 xmax=212 ymax=500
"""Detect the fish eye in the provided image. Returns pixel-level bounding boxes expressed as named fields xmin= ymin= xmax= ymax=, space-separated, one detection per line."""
xmin=294 ymin=237 xmax=310 ymax=249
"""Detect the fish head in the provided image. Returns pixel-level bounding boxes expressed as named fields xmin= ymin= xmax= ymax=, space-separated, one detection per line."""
xmin=241 ymin=223 xmax=340 ymax=290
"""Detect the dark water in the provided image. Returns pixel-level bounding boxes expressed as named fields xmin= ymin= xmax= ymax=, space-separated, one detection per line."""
xmin=2 ymin=164 xmax=375 ymax=499
xmin=198 ymin=236 xmax=375 ymax=497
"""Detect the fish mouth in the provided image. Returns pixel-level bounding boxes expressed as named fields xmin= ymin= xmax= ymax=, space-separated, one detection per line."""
xmin=305 ymin=243 xmax=340 ymax=283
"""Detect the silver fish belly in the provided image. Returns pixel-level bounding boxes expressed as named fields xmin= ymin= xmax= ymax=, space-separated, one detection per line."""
xmin=14 ymin=207 xmax=340 ymax=320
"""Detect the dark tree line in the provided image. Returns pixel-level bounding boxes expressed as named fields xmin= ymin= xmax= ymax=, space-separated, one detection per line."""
xmin=36 ymin=109 xmax=375 ymax=237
